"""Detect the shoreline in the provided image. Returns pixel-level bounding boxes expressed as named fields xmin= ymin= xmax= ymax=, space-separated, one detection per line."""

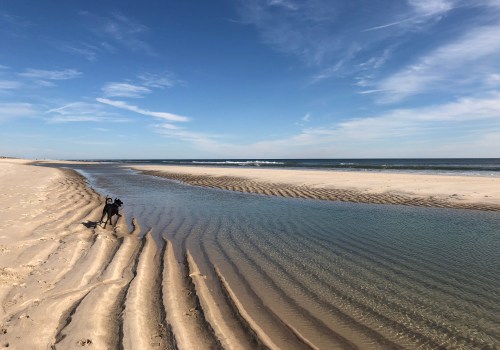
xmin=0 ymin=160 xmax=276 ymax=349
xmin=2 ymin=160 xmax=499 ymax=348
xmin=0 ymin=160 xmax=171 ymax=348
xmin=130 ymin=165 xmax=500 ymax=212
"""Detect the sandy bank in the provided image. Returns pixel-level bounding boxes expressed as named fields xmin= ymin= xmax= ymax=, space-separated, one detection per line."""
xmin=0 ymin=160 xmax=261 ymax=349
xmin=0 ymin=159 xmax=163 ymax=349
xmin=130 ymin=165 xmax=500 ymax=211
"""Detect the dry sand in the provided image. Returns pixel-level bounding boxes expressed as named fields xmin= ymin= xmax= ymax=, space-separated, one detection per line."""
xmin=131 ymin=165 xmax=500 ymax=211
xmin=2 ymin=159 xmax=499 ymax=349
xmin=0 ymin=159 xmax=259 ymax=349
xmin=0 ymin=160 xmax=170 ymax=349
xmin=0 ymin=158 xmax=139 ymax=349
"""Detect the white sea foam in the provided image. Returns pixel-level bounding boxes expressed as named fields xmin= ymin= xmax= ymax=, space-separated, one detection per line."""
xmin=190 ymin=160 xmax=285 ymax=166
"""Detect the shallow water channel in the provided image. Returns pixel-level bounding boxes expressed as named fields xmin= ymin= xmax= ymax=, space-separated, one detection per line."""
xmin=58 ymin=163 xmax=500 ymax=349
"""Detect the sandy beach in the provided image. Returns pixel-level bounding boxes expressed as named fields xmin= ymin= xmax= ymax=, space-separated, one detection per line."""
xmin=1 ymin=159 xmax=499 ymax=349
xmin=1 ymin=159 xmax=285 ymax=349
xmin=132 ymin=165 xmax=500 ymax=211
xmin=0 ymin=160 xmax=221 ymax=349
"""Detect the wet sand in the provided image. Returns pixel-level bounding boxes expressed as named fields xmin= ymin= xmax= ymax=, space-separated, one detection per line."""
xmin=131 ymin=165 xmax=500 ymax=211
xmin=1 ymin=160 xmax=295 ymax=349
xmin=0 ymin=159 xmax=237 ymax=349
xmin=2 ymin=159 xmax=499 ymax=349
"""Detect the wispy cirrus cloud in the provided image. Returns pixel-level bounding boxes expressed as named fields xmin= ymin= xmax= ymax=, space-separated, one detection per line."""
xmin=154 ymin=124 xmax=225 ymax=151
xmin=0 ymin=103 xmax=37 ymax=122
xmin=235 ymin=0 xmax=459 ymax=86
xmin=45 ymin=102 xmax=129 ymax=123
xmin=363 ymin=0 xmax=457 ymax=33
xmin=15 ymin=68 xmax=82 ymax=88
xmin=236 ymin=0 xmax=341 ymax=67
xmin=294 ymin=112 xmax=312 ymax=127
xmin=238 ymin=0 xmax=500 ymax=93
xmin=337 ymin=92 xmax=500 ymax=139
xmin=152 ymin=92 xmax=500 ymax=157
xmin=102 ymin=82 xmax=151 ymax=98
xmin=19 ymin=68 xmax=82 ymax=81
xmin=0 ymin=80 xmax=22 ymax=91
xmin=80 ymin=12 xmax=154 ymax=55
xmin=56 ymin=12 xmax=151 ymax=61
xmin=0 ymin=11 xmax=31 ymax=37
xmin=59 ymin=42 xmax=101 ymax=61
xmin=407 ymin=0 xmax=454 ymax=15
xmin=101 ymin=72 xmax=178 ymax=98
xmin=96 ymin=98 xmax=189 ymax=122
xmin=373 ymin=24 xmax=500 ymax=103
xmin=138 ymin=72 xmax=178 ymax=88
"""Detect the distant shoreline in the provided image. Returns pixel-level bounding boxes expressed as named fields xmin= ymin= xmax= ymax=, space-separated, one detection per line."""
xmin=52 ymin=158 xmax=500 ymax=178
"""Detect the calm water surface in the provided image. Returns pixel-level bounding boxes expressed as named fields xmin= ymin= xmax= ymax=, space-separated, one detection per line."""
xmin=66 ymin=164 xmax=500 ymax=349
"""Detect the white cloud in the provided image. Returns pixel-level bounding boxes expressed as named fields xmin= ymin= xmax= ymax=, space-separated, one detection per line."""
xmin=362 ymin=15 xmax=425 ymax=32
xmin=47 ymin=102 xmax=103 ymax=115
xmin=19 ymin=68 xmax=82 ymax=81
xmin=375 ymin=24 xmax=500 ymax=102
xmin=81 ymin=12 xmax=154 ymax=55
xmin=267 ymin=0 xmax=298 ymax=10
xmin=96 ymin=98 xmax=189 ymax=122
xmin=102 ymin=82 xmax=151 ymax=98
xmin=35 ymin=80 xmax=56 ymax=87
xmin=364 ymin=0 xmax=455 ymax=32
xmin=101 ymin=73 xmax=179 ymax=99
xmin=155 ymin=123 xmax=181 ymax=130
xmin=48 ymin=115 xmax=106 ymax=123
xmin=0 ymin=80 xmax=22 ymax=90
xmin=407 ymin=0 xmax=454 ymax=15
xmin=310 ymin=44 xmax=362 ymax=83
xmin=237 ymin=0 xmax=462 ymax=75
xmin=486 ymin=73 xmax=500 ymax=86
xmin=338 ymin=92 xmax=500 ymax=138
xmin=358 ymin=89 xmax=383 ymax=94
xmin=138 ymin=73 xmax=177 ymax=88
xmin=152 ymin=92 xmax=500 ymax=157
xmin=302 ymin=113 xmax=311 ymax=122
xmin=60 ymin=43 xmax=99 ymax=61
xmin=0 ymin=103 xmax=37 ymax=121
xmin=45 ymin=102 xmax=129 ymax=123
xmin=236 ymin=0 xmax=341 ymax=66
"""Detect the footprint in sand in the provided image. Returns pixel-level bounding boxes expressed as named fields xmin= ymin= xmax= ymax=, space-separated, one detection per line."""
xmin=76 ymin=338 xmax=92 ymax=346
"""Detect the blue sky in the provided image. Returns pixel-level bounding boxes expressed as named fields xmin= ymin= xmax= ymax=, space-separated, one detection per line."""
xmin=1 ymin=0 xmax=500 ymax=159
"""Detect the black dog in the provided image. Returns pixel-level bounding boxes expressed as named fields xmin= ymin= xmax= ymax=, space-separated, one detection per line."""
xmin=99 ymin=197 xmax=123 ymax=228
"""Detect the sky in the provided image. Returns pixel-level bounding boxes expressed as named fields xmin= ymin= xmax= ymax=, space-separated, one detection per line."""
xmin=1 ymin=0 xmax=500 ymax=159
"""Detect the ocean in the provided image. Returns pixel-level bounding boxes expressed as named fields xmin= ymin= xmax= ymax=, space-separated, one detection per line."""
xmin=50 ymin=161 xmax=500 ymax=348
xmin=77 ymin=158 xmax=500 ymax=177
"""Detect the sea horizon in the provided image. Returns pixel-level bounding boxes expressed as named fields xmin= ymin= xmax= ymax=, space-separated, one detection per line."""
xmin=68 ymin=158 xmax=500 ymax=177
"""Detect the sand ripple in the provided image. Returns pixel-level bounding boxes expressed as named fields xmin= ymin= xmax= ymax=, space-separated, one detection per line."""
xmin=3 ymin=162 xmax=498 ymax=349
xmin=142 ymin=170 xmax=500 ymax=211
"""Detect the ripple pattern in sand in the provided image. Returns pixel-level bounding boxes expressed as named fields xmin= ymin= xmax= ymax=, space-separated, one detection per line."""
xmin=143 ymin=170 xmax=500 ymax=212
xmin=37 ymin=164 xmax=500 ymax=350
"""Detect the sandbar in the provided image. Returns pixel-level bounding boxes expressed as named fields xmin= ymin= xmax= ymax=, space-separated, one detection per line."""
xmin=130 ymin=165 xmax=500 ymax=211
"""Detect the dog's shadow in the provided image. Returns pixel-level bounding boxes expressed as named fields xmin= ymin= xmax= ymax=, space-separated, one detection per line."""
xmin=82 ymin=220 xmax=99 ymax=229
